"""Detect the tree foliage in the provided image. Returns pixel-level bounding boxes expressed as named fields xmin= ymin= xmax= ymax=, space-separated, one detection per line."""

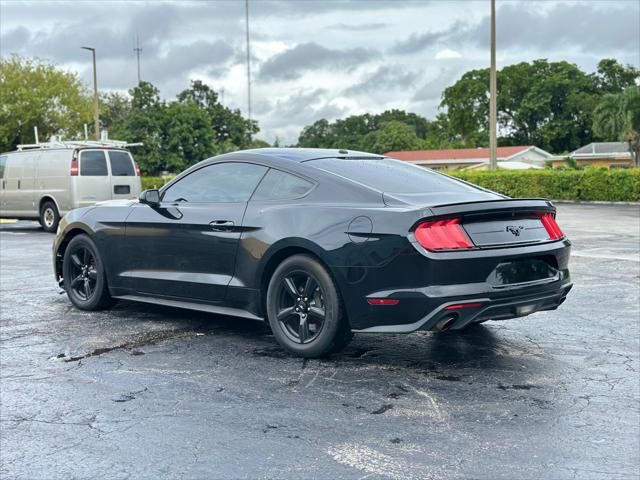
xmin=0 ymin=56 xmax=93 ymax=152
xmin=99 ymin=81 xmax=261 ymax=174
xmin=593 ymin=86 xmax=640 ymax=165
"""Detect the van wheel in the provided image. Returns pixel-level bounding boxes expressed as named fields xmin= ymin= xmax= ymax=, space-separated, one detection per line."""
xmin=39 ymin=201 xmax=59 ymax=233
xmin=266 ymin=254 xmax=352 ymax=358
xmin=62 ymin=234 xmax=114 ymax=310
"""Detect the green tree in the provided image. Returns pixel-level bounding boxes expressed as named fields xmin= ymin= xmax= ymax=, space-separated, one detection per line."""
xmin=100 ymin=91 xmax=131 ymax=139
xmin=367 ymin=120 xmax=421 ymax=153
xmin=120 ymin=81 xmax=167 ymax=173
xmin=594 ymin=86 xmax=640 ymax=166
xmin=0 ymin=56 xmax=92 ymax=152
xmin=177 ymin=80 xmax=258 ymax=149
xmin=162 ymin=101 xmax=215 ymax=172
xmin=593 ymin=59 xmax=640 ymax=94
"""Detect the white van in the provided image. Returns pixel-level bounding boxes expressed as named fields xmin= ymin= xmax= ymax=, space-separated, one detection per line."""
xmin=0 ymin=140 xmax=142 ymax=232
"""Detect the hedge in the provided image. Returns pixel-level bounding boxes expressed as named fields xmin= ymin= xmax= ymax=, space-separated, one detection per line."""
xmin=445 ymin=168 xmax=640 ymax=202
xmin=141 ymin=176 xmax=173 ymax=190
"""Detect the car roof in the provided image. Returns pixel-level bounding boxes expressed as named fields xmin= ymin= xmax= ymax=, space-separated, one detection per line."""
xmin=214 ymin=148 xmax=384 ymax=164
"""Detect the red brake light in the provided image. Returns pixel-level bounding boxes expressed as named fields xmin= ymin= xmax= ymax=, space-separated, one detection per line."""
xmin=536 ymin=212 xmax=564 ymax=240
xmin=70 ymin=157 xmax=79 ymax=176
xmin=367 ymin=298 xmax=400 ymax=306
xmin=134 ymin=161 xmax=141 ymax=176
xmin=414 ymin=218 xmax=474 ymax=251
xmin=445 ymin=302 xmax=483 ymax=310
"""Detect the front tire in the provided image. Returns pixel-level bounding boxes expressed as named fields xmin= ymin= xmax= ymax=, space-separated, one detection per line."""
xmin=266 ymin=255 xmax=352 ymax=358
xmin=39 ymin=201 xmax=59 ymax=233
xmin=62 ymin=234 xmax=113 ymax=310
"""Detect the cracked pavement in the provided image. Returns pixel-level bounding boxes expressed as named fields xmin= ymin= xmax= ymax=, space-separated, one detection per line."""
xmin=1 ymin=203 xmax=638 ymax=479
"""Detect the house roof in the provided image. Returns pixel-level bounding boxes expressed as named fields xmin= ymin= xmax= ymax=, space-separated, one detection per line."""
xmin=570 ymin=142 xmax=631 ymax=157
xmin=385 ymin=146 xmax=544 ymax=163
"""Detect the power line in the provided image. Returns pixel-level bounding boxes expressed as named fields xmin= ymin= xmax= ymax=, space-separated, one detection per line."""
xmin=134 ymin=34 xmax=142 ymax=84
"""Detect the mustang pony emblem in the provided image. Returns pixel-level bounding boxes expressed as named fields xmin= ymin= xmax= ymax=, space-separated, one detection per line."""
xmin=506 ymin=225 xmax=525 ymax=236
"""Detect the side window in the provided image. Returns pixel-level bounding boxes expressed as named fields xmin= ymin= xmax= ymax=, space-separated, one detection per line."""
xmin=0 ymin=156 xmax=6 ymax=179
xmin=252 ymin=168 xmax=314 ymax=201
xmin=108 ymin=151 xmax=135 ymax=176
xmin=80 ymin=151 xmax=108 ymax=176
xmin=162 ymin=162 xmax=268 ymax=203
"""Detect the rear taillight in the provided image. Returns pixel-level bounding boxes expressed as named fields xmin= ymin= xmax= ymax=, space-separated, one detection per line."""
xmin=134 ymin=161 xmax=141 ymax=176
xmin=414 ymin=218 xmax=474 ymax=251
xmin=70 ymin=157 xmax=79 ymax=176
xmin=536 ymin=212 xmax=564 ymax=240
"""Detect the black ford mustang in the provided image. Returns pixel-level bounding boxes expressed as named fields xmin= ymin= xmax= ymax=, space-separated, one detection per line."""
xmin=54 ymin=148 xmax=572 ymax=357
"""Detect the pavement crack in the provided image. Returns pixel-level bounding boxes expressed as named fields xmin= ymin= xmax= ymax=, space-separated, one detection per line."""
xmin=61 ymin=328 xmax=195 ymax=362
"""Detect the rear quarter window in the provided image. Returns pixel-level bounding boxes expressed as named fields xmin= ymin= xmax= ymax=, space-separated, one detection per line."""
xmin=109 ymin=151 xmax=135 ymax=176
xmin=0 ymin=155 xmax=6 ymax=178
xmin=80 ymin=151 xmax=108 ymax=176
xmin=310 ymin=158 xmax=479 ymax=194
xmin=252 ymin=168 xmax=314 ymax=201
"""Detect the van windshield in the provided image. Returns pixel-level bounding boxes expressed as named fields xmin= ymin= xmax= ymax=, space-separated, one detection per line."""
xmin=109 ymin=151 xmax=135 ymax=176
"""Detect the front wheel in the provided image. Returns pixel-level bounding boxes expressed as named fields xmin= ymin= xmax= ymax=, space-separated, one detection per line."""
xmin=62 ymin=234 xmax=114 ymax=310
xmin=266 ymin=254 xmax=352 ymax=358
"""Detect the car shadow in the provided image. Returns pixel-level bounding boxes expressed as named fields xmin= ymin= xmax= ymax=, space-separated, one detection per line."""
xmin=110 ymin=299 xmax=535 ymax=376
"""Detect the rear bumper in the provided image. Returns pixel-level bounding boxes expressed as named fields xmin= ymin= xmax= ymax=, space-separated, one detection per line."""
xmin=353 ymin=280 xmax=573 ymax=333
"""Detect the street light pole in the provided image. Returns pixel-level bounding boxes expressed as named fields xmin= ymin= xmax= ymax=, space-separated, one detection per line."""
xmin=81 ymin=46 xmax=100 ymax=140
xmin=245 ymin=0 xmax=252 ymax=140
xmin=489 ymin=0 xmax=497 ymax=171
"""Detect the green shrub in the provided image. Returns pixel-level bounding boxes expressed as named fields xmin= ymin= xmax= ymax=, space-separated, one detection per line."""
xmin=141 ymin=176 xmax=173 ymax=190
xmin=445 ymin=168 xmax=640 ymax=202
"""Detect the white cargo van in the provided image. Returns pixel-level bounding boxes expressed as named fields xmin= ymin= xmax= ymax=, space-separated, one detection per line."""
xmin=0 ymin=140 xmax=142 ymax=232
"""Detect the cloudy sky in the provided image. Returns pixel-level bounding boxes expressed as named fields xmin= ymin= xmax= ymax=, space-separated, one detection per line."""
xmin=1 ymin=0 xmax=639 ymax=144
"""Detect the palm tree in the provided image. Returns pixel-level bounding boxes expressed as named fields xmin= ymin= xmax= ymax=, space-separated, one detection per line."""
xmin=593 ymin=87 xmax=640 ymax=167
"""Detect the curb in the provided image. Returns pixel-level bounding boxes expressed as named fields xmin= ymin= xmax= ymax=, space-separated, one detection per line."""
xmin=552 ymin=200 xmax=640 ymax=206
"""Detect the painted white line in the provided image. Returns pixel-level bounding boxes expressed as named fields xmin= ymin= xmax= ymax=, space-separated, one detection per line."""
xmin=571 ymin=251 xmax=639 ymax=262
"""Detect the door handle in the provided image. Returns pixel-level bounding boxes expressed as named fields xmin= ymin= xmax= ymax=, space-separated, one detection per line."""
xmin=209 ymin=220 xmax=235 ymax=231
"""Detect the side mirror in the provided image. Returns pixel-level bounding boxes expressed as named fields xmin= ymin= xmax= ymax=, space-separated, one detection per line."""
xmin=139 ymin=189 xmax=160 ymax=206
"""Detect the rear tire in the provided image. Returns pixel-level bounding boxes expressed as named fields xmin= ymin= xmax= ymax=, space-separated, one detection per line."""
xmin=62 ymin=234 xmax=114 ymax=310
xmin=266 ymin=254 xmax=352 ymax=358
xmin=39 ymin=201 xmax=59 ymax=233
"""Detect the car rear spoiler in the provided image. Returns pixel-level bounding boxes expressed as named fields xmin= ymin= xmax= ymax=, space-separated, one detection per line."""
xmin=427 ymin=198 xmax=556 ymax=218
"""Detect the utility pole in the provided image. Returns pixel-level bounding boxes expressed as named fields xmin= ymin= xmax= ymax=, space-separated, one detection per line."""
xmin=81 ymin=46 xmax=100 ymax=140
xmin=245 ymin=0 xmax=252 ymax=139
xmin=134 ymin=34 xmax=142 ymax=84
xmin=489 ymin=0 xmax=497 ymax=171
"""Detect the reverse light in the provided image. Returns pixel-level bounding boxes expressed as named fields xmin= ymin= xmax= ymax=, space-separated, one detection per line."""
xmin=536 ymin=212 xmax=564 ymax=240
xmin=367 ymin=298 xmax=400 ymax=306
xmin=414 ymin=218 xmax=474 ymax=251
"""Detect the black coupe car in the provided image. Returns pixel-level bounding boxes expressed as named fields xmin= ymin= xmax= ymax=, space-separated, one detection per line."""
xmin=54 ymin=148 xmax=572 ymax=357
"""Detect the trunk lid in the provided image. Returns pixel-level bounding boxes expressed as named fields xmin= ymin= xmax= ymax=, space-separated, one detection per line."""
xmin=415 ymin=198 xmax=561 ymax=249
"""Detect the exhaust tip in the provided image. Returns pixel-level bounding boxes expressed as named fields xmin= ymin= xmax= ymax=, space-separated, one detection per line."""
xmin=434 ymin=313 xmax=458 ymax=332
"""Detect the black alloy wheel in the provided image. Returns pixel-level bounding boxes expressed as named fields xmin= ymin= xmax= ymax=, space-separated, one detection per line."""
xmin=266 ymin=254 xmax=352 ymax=357
xmin=275 ymin=271 xmax=326 ymax=344
xmin=62 ymin=234 xmax=113 ymax=310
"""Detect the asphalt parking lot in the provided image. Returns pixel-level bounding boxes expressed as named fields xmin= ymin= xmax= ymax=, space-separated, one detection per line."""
xmin=1 ymin=203 xmax=638 ymax=480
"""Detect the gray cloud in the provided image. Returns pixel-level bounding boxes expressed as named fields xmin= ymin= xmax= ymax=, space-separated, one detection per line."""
xmin=344 ymin=66 xmax=419 ymax=96
xmin=392 ymin=2 xmax=639 ymax=55
xmin=258 ymin=42 xmax=379 ymax=81
xmin=328 ymin=22 xmax=389 ymax=32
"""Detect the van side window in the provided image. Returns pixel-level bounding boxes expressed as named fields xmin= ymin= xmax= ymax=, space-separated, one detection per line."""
xmin=0 ymin=156 xmax=6 ymax=178
xmin=81 ymin=151 xmax=108 ymax=176
xmin=109 ymin=151 xmax=135 ymax=176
